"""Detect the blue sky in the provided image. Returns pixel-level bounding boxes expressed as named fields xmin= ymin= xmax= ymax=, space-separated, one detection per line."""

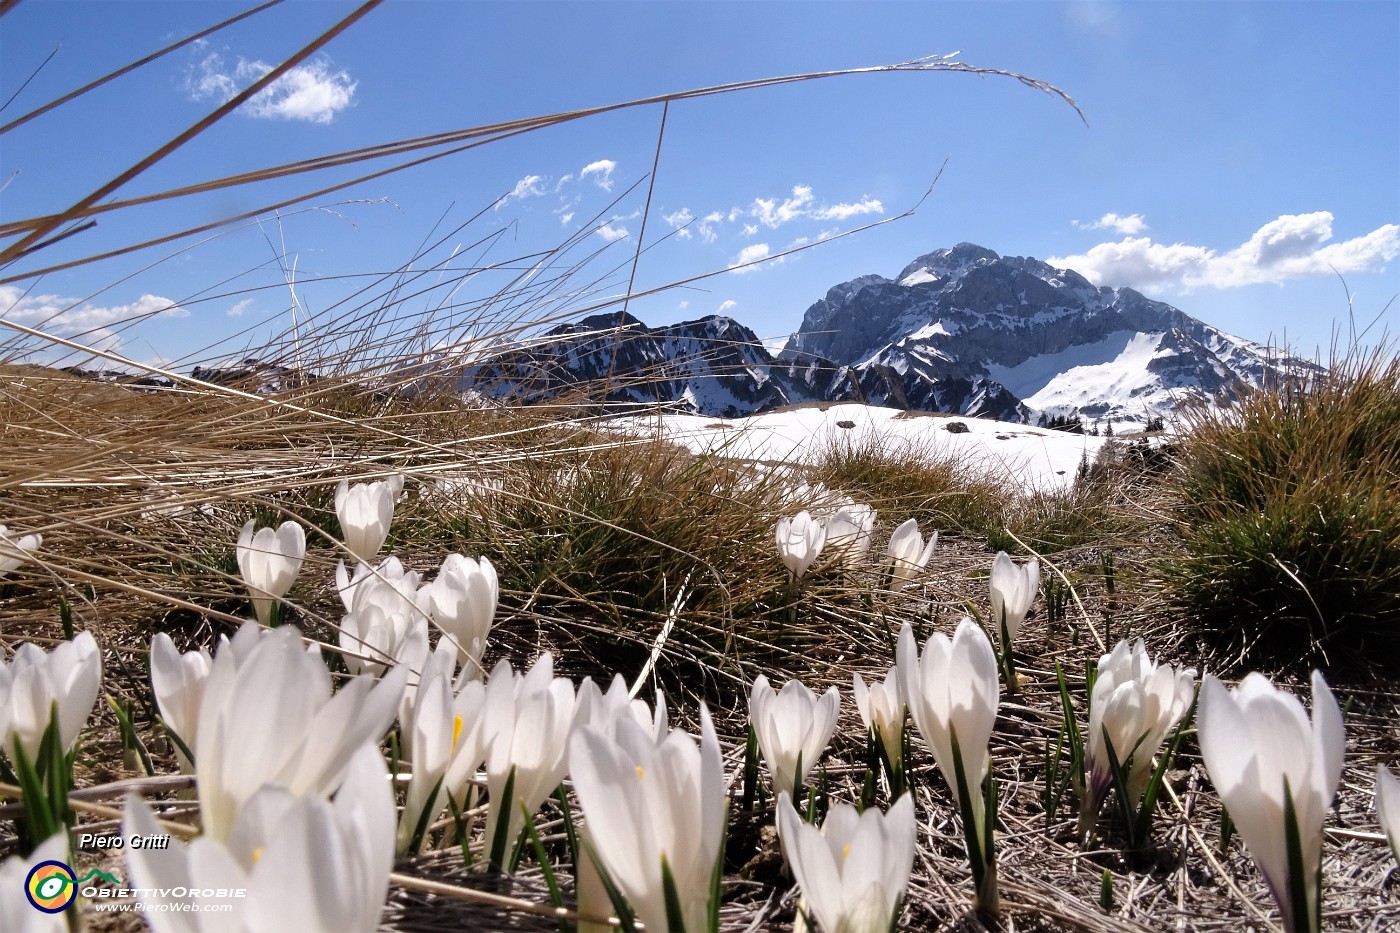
xmin=1 ymin=0 xmax=1396 ymax=372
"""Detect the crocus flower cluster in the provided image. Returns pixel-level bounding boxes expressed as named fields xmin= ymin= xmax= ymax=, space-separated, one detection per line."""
xmin=1082 ymin=638 xmax=1196 ymax=833
xmin=775 ymin=508 xmax=939 ymax=591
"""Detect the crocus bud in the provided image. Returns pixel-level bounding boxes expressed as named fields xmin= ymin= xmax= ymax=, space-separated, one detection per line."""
xmin=335 ymin=475 xmax=404 ymax=564
xmin=748 ymin=674 xmax=840 ymax=800
xmin=776 ymin=511 xmax=826 ymax=581
xmin=235 ymin=519 xmax=305 ymax=626
xmin=1197 ymin=671 xmax=1343 ymax=933
xmin=989 ymin=551 xmax=1039 ymax=644
xmin=885 ymin=518 xmax=936 ymax=590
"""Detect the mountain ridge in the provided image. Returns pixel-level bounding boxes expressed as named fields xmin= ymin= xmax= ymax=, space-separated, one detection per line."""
xmin=461 ymin=243 xmax=1315 ymax=426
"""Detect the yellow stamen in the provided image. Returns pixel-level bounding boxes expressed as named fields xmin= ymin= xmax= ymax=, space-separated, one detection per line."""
xmin=452 ymin=713 xmax=464 ymax=752
xmin=251 ymin=847 xmax=264 ymax=865
xmin=635 ymin=765 xmax=645 ymax=781
xmin=841 ymin=842 xmax=851 ymax=864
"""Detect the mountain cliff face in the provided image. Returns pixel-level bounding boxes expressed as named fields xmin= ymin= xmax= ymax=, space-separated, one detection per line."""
xmin=457 ymin=312 xmax=860 ymax=418
xmin=466 ymin=244 xmax=1313 ymax=425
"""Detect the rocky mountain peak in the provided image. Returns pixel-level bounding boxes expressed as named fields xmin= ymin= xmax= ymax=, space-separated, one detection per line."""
xmin=462 ymin=243 xmax=1314 ymax=426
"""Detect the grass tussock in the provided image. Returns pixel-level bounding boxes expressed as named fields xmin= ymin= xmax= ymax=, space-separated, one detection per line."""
xmin=1162 ymin=347 xmax=1400 ymax=669
xmin=806 ymin=427 xmax=1010 ymax=536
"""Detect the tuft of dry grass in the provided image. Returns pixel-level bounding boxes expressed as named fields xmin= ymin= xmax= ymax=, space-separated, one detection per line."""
xmin=1160 ymin=346 xmax=1400 ymax=671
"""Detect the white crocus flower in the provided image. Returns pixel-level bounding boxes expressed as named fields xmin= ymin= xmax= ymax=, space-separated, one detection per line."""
xmin=853 ymin=667 xmax=906 ymax=776
xmin=339 ymin=555 xmax=422 ymax=615
xmin=417 ymin=553 xmax=498 ymax=674
xmin=570 ymin=705 xmax=726 ymax=933
xmin=338 ymin=557 xmax=425 ymax=676
xmin=478 ymin=653 xmax=583 ymax=867
xmin=235 ymin=519 xmax=305 ymax=626
xmin=823 ymin=503 xmax=876 ymax=569
xmin=397 ymin=660 xmax=487 ymax=855
xmin=885 ymin=518 xmax=937 ymax=590
xmin=777 ymin=791 xmax=916 ymax=933
xmin=1377 ymin=765 xmax=1400 ymax=861
xmin=0 ymin=835 xmax=68 ymax=931
xmin=195 ymin=624 xmax=406 ymax=841
xmin=897 ymin=619 xmax=999 ymax=810
xmin=0 ymin=525 xmax=42 ymax=578
xmin=576 ymin=673 xmax=669 ymax=744
xmin=749 ymin=674 xmax=840 ymax=801
xmin=989 ymin=551 xmax=1039 ymax=645
xmin=1085 ymin=639 xmax=1195 ymax=817
xmin=124 ymin=743 xmax=394 ymax=933
xmin=149 ymin=633 xmax=212 ymax=772
xmin=0 ymin=632 xmax=102 ymax=765
xmin=897 ymin=617 xmax=1001 ymax=911
xmin=1197 ymin=671 xmax=1344 ymax=933
xmin=335 ymin=475 xmax=404 ymax=564
xmin=776 ymin=511 xmax=827 ymax=581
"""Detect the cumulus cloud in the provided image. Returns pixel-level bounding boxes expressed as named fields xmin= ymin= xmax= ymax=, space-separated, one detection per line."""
xmin=580 ymin=159 xmax=617 ymax=191
xmin=1 ymin=286 xmax=187 ymax=358
xmin=747 ymin=184 xmax=884 ymax=229
xmin=716 ymin=299 xmax=737 ymax=314
xmin=1047 ymin=212 xmax=1400 ymax=291
xmin=595 ymin=221 xmax=629 ymax=243
xmin=753 ymin=185 xmax=814 ymax=228
xmin=1073 ymin=212 xmax=1147 ymax=235
xmin=812 ymin=196 xmax=884 ymax=222
xmin=495 ymin=174 xmax=549 ymax=210
xmin=227 ymin=298 xmax=254 ymax=318
xmin=559 ymin=211 xmax=575 ymax=226
xmin=741 ymin=223 xmax=758 ymax=237
xmin=187 ymin=51 xmax=356 ymax=124
xmin=727 ymin=243 xmax=776 ymax=274
xmin=664 ymin=208 xmax=695 ymax=239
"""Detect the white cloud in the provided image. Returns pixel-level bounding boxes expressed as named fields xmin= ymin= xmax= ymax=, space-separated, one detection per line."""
xmin=703 ymin=212 xmax=723 ymax=224
xmin=495 ymin=174 xmax=549 ymax=209
xmin=1047 ymin=213 xmax=1400 ymax=291
xmin=559 ymin=211 xmax=575 ymax=226
xmin=728 ymin=243 xmax=777 ymax=274
xmin=554 ymin=174 xmax=573 ymax=191
xmin=1 ymin=286 xmax=187 ymax=358
xmin=580 ymin=159 xmax=617 ymax=191
xmin=664 ymin=208 xmax=695 ymax=239
xmin=187 ymin=52 xmax=356 ymax=124
xmin=677 ymin=300 xmax=690 ymax=310
xmin=752 ymin=185 xmax=814 ymax=228
xmin=716 ymin=299 xmax=737 ymax=314
xmin=227 ymin=298 xmax=254 ymax=318
xmin=1073 ymin=212 xmax=1148 ymax=235
xmin=741 ymin=223 xmax=758 ymax=237
xmin=747 ymin=184 xmax=883 ymax=229
xmin=595 ymin=222 xmax=629 ymax=243
xmin=812 ymin=196 xmax=884 ymax=222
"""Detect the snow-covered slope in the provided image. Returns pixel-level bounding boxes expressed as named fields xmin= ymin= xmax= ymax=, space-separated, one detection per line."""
xmin=610 ymin=402 xmax=1109 ymax=492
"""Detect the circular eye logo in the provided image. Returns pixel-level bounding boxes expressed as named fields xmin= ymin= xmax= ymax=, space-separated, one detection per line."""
xmin=25 ymin=860 xmax=76 ymax=913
